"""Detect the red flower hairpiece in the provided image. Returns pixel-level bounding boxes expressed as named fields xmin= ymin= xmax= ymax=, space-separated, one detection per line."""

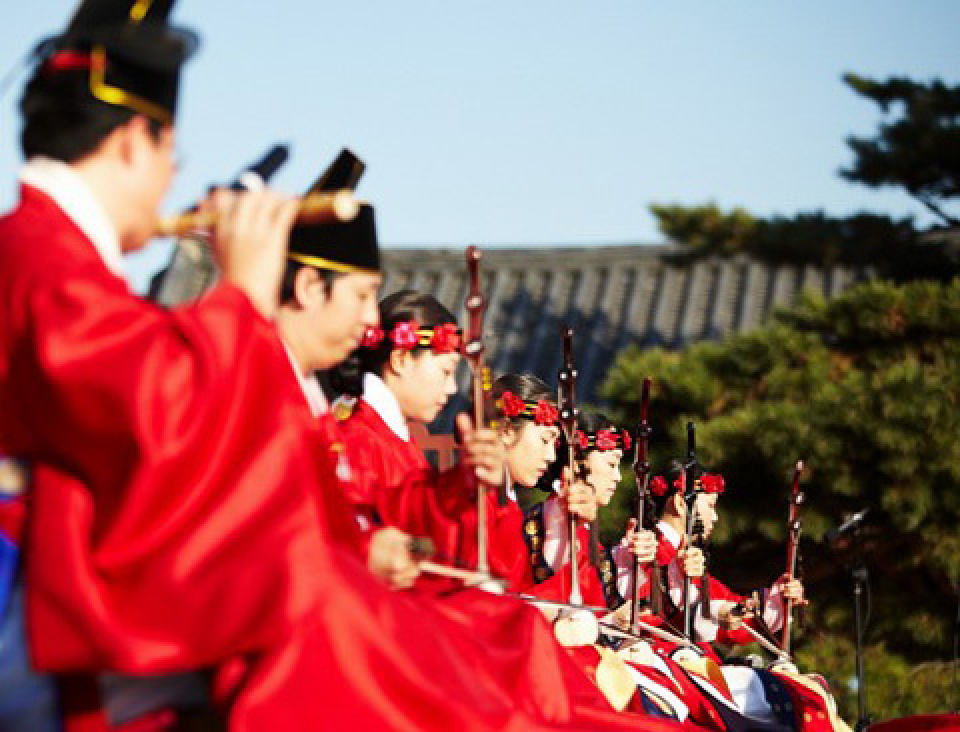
xmin=672 ymin=472 xmax=725 ymax=494
xmin=650 ymin=476 xmax=669 ymax=497
xmin=360 ymin=325 xmax=384 ymax=349
xmin=532 ymin=400 xmax=558 ymax=426
xmin=575 ymin=430 xmax=589 ymax=450
xmin=595 ymin=429 xmax=618 ymax=451
xmin=700 ymin=474 xmax=726 ymax=494
xmin=430 ymin=323 xmax=462 ymax=354
xmin=498 ymin=391 xmax=525 ymax=418
xmin=390 ymin=320 xmax=420 ymax=351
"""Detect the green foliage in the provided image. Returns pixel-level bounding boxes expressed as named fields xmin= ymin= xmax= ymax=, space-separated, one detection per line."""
xmin=841 ymin=73 xmax=960 ymax=226
xmin=792 ymin=635 xmax=960 ymax=722
xmin=607 ymin=72 xmax=960 ymax=720
xmin=598 ymin=277 xmax=960 ymax=719
xmin=649 ymin=202 xmax=757 ymax=257
xmin=650 ymin=203 xmax=953 ymax=280
xmin=649 ymin=73 xmax=960 ymax=279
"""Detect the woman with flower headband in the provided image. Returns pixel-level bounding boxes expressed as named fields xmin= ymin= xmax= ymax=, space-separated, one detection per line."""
xmin=332 ymin=290 xmax=507 ymax=566
xmin=446 ymin=372 xmax=601 ymax=591
xmin=333 ymin=296 xmax=597 ymax=590
xmin=647 ymin=470 xmax=852 ymax=731
xmin=331 ymin=296 xmax=688 ymax=729
xmin=648 ymin=470 xmax=805 ymax=654
xmin=516 ymin=410 xmax=659 ymax=609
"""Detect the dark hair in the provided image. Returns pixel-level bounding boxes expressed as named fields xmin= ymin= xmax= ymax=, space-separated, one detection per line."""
xmin=20 ymin=69 xmax=164 ymax=162
xmin=491 ymin=372 xmax=555 ymax=430
xmin=535 ymin=409 xmax=615 ymax=493
xmin=278 ymin=260 xmax=342 ymax=304
xmin=650 ymin=461 xmax=686 ymax=518
xmin=577 ymin=410 xmax=618 ymax=443
xmin=328 ymin=290 xmax=456 ymax=398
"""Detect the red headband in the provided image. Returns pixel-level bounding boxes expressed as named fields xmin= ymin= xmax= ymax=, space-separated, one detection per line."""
xmin=649 ymin=472 xmax=725 ymax=498
xmin=671 ymin=473 xmax=725 ymax=495
xmin=496 ymin=391 xmax=559 ymax=426
xmin=361 ymin=321 xmax=462 ymax=354
xmin=575 ymin=428 xmax=631 ymax=452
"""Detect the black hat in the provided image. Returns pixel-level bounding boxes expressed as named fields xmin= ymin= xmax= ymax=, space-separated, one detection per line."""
xmin=287 ymin=150 xmax=381 ymax=275
xmin=35 ymin=0 xmax=198 ymax=123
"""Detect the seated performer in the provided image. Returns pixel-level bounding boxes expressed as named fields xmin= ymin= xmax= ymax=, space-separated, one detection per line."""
xmin=648 ymin=470 xmax=852 ymax=731
xmin=0 ymin=0 xmax=325 ymax=728
xmin=0 ymin=2 xmax=682 ymax=730
xmin=332 ymin=289 xmax=505 ymax=557
xmin=335 ymin=349 xmax=601 ymax=595
xmin=521 ymin=411 xmax=739 ymax=730
xmin=652 ymin=472 xmax=803 ymax=651
xmin=273 ymin=223 xmax=692 ymax=730
xmin=520 ymin=410 xmax=657 ymax=610
xmin=478 ymin=373 xmax=599 ymax=590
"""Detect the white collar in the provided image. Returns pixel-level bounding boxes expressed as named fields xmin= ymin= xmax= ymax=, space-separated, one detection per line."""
xmin=361 ymin=373 xmax=410 ymax=441
xmin=282 ymin=342 xmax=327 ymax=417
xmin=657 ymin=520 xmax=682 ymax=549
xmin=20 ymin=156 xmax=125 ymax=278
xmin=504 ymin=475 xmax=517 ymax=504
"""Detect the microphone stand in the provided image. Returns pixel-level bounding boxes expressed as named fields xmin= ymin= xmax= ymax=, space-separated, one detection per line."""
xmin=850 ymin=528 xmax=871 ymax=732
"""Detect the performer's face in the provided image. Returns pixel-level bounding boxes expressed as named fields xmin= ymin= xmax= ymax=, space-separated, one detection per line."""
xmin=388 ymin=349 xmax=461 ymax=423
xmin=692 ymin=493 xmax=719 ymax=538
xmin=584 ymin=449 xmax=622 ymax=507
xmin=501 ymin=421 xmax=559 ymax=488
xmin=122 ymin=117 xmax=176 ymax=251
xmin=313 ymin=271 xmax=382 ymax=368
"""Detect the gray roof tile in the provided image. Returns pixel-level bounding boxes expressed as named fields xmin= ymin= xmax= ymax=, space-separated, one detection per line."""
xmin=152 ymin=242 xmax=870 ymax=407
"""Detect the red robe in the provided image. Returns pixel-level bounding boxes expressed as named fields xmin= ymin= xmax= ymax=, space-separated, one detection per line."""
xmin=340 ymin=399 xmax=569 ymax=591
xmin=655 ymin=526 xmax=842 ymax=731
xmin=1 ymin=185 xmax=692 ymax=732
xmin=657 ymin=526 xmax=783 ymax=647
xmin=339 ymin=399 xmax=477 ymax=563
xmin=1 ymin=185 xmax=331 ymax=677
xmin=512 ymin=495 xmax=608 ymax=608
xmin=339 ymin=398 xmax=706 ymax=731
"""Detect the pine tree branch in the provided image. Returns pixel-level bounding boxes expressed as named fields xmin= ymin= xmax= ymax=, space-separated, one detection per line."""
xmin=916 ymin=194 xmax=960 ymax=227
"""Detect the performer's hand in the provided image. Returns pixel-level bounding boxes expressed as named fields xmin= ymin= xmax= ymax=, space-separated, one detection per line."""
xmin=775 ymin=574 xmax=807 ymax=605
xmin=678 ymin=547 xmax=704 ymax=578
xmin=717 ymin=601 xmax=745 ymax=631
xmin=560 ymin=468 xmax=597 ymax=522
xmin=610 ymin=601 xmax=633 ymax=630
xmin=623 ymin=519 xmax=657 ymax=564
xmin=367 ymin=527 xmax=421 ymax=590
xmin=206 ymin=188 xmax=298 ymax=320
xmin=455 ymin=414 xmax=506 ymax=489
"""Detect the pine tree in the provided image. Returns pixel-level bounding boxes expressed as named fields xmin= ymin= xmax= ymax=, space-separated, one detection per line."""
xmin=598 ymin=73 xmax=960 ymax=720
xmin=599 ymin=278 xmax=960 ymax=720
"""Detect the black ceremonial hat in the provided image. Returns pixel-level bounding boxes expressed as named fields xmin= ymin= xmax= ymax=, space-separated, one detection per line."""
xmin=288 ymin=150 xmax=380 ymax=275
xmin=35 ymin=0 xmax=198 ymax=123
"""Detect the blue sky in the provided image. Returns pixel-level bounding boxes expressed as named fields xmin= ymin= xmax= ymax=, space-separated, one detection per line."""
xmin=2 ymin=1 xmax=959 ymax=291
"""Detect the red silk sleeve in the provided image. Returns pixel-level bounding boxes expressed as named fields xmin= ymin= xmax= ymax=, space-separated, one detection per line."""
xmin=340 ymin=403 xmax=479 ymax=564
xmin=707 ymin=576 xmax=758 ymax=646
xmin=656 ymin=531 xmax=679 ymax=566
xmin=0 ymin=193 xmax=340 ymax=672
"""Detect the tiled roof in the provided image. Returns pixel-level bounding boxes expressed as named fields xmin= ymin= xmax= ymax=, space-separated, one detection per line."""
xmin=381 ymin=245 xmax=870 ymax=404
xmin=151 ymin=242 xmax=871 ymax=407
